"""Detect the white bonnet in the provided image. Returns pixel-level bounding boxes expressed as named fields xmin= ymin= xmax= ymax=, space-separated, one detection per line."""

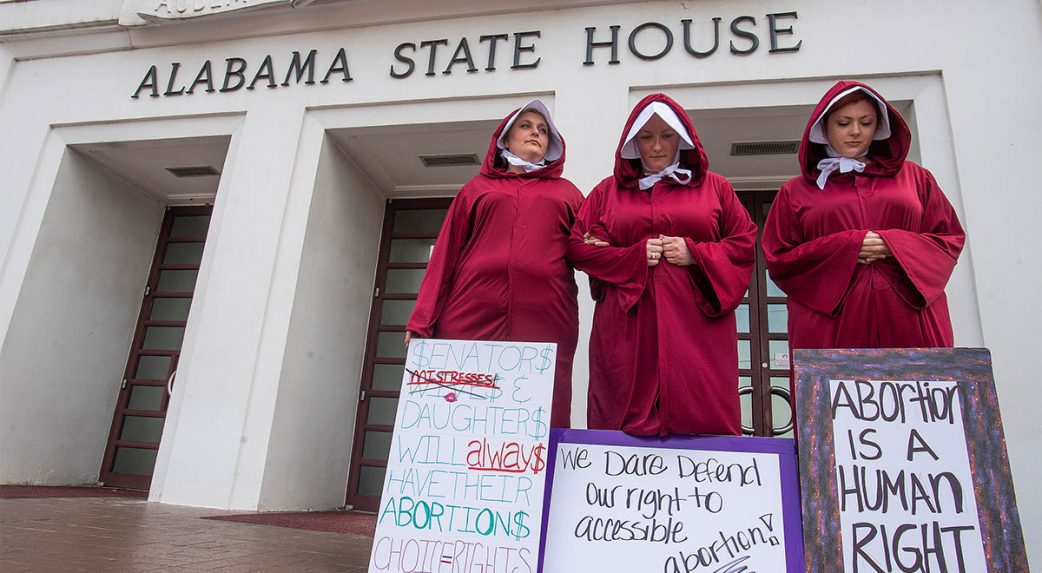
xmin=808 ymin=86 xmax=891 ymax=145
xmin=496 ymin=99 xmax=564 ymax=162
xmin=620 ymin=101 xmax=695 ymax=159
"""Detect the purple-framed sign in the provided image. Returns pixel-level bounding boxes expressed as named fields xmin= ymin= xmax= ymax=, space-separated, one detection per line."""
xmin=539 ymin=429 xmax=805 ymax=572
xmin=794 ymin=348 xmax=1028 ymax=573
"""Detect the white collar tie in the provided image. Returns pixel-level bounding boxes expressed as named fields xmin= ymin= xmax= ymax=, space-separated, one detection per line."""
xmin=816 ymin=147 xmax=866 ymax=190
xmin=639 ymin=162 xmax=692 ymax=190
xmin=500 ymin=149 xmax=546 ymax=173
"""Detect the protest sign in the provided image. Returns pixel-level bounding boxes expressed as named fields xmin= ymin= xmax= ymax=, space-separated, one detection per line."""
xmin=368 ymin=338 xmax=556 ymax=573
xmin=541 ymin=430 xmax=804 ymax=572
xmin=794 ymin=348 xmax=1028 ymax=573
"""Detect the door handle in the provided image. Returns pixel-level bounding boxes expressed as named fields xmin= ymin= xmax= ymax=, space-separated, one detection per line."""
xmin=167 ymin=370 xmax=176 ymax=395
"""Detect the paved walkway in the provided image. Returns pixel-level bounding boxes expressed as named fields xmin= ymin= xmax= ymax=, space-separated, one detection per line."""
xmin=0 ymin=496 xmax=374 ymax=572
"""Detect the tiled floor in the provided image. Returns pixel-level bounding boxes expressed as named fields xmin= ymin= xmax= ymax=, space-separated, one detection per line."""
xmin=0 ymin=496 xmax=374 ymax=572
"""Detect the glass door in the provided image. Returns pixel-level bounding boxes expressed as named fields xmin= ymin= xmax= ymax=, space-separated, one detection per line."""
xmin=346 ymin=198 xmax=451 ymax=511
xmin=99 ymin=206 xmax=212 ymax=490
xmin=737 ymin=191 xmax=793 ymax=437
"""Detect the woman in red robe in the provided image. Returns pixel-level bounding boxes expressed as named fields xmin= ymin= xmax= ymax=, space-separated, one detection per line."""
xmin=762 ymin=81 xmax=965 ymax=351
xmin=568 ymin=93 xmax=757 ymax=436
xmin=406 ymin=100 xmax=583 ymax=428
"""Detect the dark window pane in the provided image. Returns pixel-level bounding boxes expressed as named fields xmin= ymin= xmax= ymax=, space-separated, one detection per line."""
xmin=170 ymin=216 xmax=210 ymax=238
xmin=127 ymin=386 xmax=164 ymax=411
xmin=367 ymin=397 xmax=399 ymax=426
xmin=772 ymin=392 xmax=794 ymax=437
xmin=163 ymin=243 xmax=204 ymax=265
xmin=393 ymin=209 xmax=448 ymax=233
xmin=388 ymin=239 xmax=436 ymax=263
xmin=119 ymin=416 xmax=165 ymax=443
xmin=358 ymin=466 xmax=386 ymax=497
xmin=737 ymin=340 xmax=751 ymax=370
xmin=372 ymin=364 xmax=404 ymax=391
xmin=766 ymin=270 xmax=785 ymax=298
xmin=767 ymin=303 xmax=787 ymax=333
xmin=362 ymin=431 xmax=393 ymax=461
xmin=735 ymin=304 xmax=750 ymax=334
xmin=769 ymin=340 xmax=790 ymax=369
xmin=740 ymin=390 xmax=753 ymax=431
xmin=376 ymin=332 xmax=407 ymax=359
xmin=380 ymin=300 xmax=415 ymax=326
xmin=156 ymin=270 xmax=198 ymax=293
xmin=135 ymin=356 xmax=171 ymax=380
xmin=150 ymin=298 xmax=192 ymax=322
xmin=142 ymin=327 xmax=184 ymax=351
xmin=385 ymin=269 xmax=426 ymax=294
xmin=112 ymin=448 xmax=158 ymax=476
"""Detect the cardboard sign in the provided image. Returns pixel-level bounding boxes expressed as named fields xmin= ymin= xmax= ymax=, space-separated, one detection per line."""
xmin=368 ymin=338 xmax=557 ymax=573
xmin=541 ymin=430 xmax=804 ymax=572
xmin=794 ymin=348 xmax=1029 ymax=573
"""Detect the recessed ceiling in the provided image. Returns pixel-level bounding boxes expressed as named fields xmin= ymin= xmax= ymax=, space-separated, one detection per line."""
xmin=72 ymin=136 xmax=231 ymax=203
xmin=327 ymin=121 xmax=497 ymax=196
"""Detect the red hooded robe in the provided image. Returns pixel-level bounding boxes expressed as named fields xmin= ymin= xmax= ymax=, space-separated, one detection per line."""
xmin=761 ymin=80 xmax=965 ymax=350
xmin=406 ymin=107 xmax=583 ymax=428
xmin=568 ymin=93 xmax=757 ymax=436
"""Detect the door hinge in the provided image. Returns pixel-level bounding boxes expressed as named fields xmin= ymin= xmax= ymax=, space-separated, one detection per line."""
xmin=121 ymin=379 xmax=128 ymax=389
xmin=374 ymin=287 xmax=380 ymax=298
xmin=359 ymin=390 xmax=366 ymax=402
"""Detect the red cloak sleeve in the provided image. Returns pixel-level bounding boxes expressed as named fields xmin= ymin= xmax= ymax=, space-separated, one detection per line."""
xmin=685 ymin=183 xmax=758 ymax=317
xmin=566 ymin=180 xmax=649 ymax=312
xmin=876 ymin=167 xmax=965 ymax=309
xmin=761 ymin=187 xmax=865 ymax=317
xmin=406 ymin=187 xmax=473 ymax=338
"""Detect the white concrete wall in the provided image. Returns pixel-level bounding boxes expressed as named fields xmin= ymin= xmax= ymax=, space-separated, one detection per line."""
xmin=0 ymin=148 xmax=162 ymax=484
xmin=147 ymin=105 xmax=307 ymax=509
xmin=258 ymin=135 xmax=384 ymax=511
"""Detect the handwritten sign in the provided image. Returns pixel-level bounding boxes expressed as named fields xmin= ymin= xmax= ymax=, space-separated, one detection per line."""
xmin=368 ymin=338 xmax=556 ymax=573
xmin=831 ymin=379 xmax=984 ymax=571
xmin=541 ymin=430 xmax=804 ymax=572
xmin=794 ymin=348 xmax=1029 ymax=573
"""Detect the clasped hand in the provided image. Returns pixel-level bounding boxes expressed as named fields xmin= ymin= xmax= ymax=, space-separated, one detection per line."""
xmin=859 ymin=231 xmax=892 ymax=264
xmin=647 ymin=235 xmax=694 ymax=267
xmin=584 ymin=232 xmax=694 ymax=267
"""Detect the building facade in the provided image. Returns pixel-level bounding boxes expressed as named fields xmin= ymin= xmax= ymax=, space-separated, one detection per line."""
xmin=1 ymin=0 xmax=1039 ymax=565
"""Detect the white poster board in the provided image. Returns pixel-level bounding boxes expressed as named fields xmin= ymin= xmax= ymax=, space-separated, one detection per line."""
xmin=368 ymin=338 xmax=556 ymax=573
xmin=542 ymin=432 xmax=803 ymax=572
xmin=829 ymin=379 xmax=986 ymax=572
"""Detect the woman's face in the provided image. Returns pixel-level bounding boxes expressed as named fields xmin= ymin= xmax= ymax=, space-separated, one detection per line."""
xmin=636 ymin=114 xmax=681 ymax=173
xmin=825 ymin=99 xmax=878 ymax=159
xmin=505 ymin=111 xmax=549 ymax=163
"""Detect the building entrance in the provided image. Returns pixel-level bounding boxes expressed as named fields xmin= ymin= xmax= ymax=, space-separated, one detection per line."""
xmin=99 ymin=206 xmax=213 ymax=490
